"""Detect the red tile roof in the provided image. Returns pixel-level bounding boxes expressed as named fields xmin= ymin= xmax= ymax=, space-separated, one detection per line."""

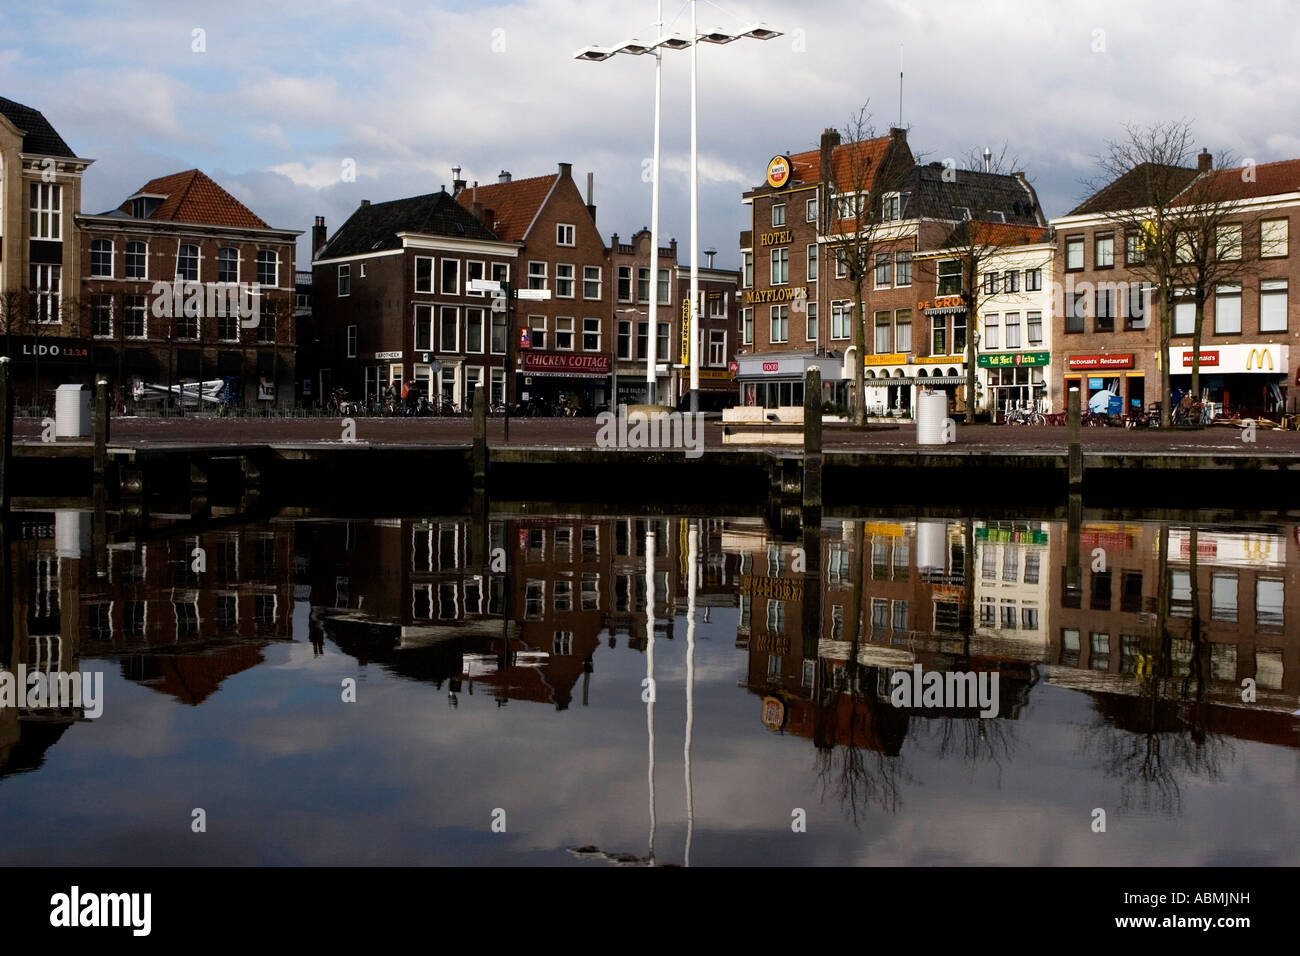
xmin=789 ymin=135 xmax=893 ymax=190
xmin=121 ymin=169 xmax=270 ymax=229
xmin=456 ymin=174 xmax=559 ymax=242
xmin=967 ymin=222 xmax=1052 ymax=246
xmin=1183 ymin=158 xmax=1300 ymax=202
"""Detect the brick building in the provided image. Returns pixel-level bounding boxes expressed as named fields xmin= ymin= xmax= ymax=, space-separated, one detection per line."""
xmin=1049 ymin=154 xmax=1299 ymax=417
xmin=311 ymin=190 xmax=516 ymax=410
xmin=0 ymin=97 xmax=93 ymax=405
xmin=674 ymin=253 xmax=741 ymax=409
xmin=457 ymin=165 xmax=613 ymax=413
xmin=76 ymin=169 xmax=300 ymax=407
xmin=609 ymin=227 xmax=677 ymax=406
xmin=738 ymin=128 xmax=1046 ymax=416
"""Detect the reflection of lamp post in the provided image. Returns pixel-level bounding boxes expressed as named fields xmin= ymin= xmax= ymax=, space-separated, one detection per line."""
xmin=972 ymin=328 xmax=981 ymax=415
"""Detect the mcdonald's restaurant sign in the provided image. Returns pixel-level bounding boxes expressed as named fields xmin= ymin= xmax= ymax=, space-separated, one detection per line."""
xmin=1179 ymin=343 xmax=1285 ymax=374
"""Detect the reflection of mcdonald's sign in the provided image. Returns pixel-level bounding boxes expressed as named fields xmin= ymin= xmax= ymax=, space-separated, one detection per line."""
xmin=1248 ymin=348 xmax=1274 ymax=371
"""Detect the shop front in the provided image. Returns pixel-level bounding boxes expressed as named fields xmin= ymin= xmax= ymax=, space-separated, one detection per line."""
xmin=1169 ymin=344 xmax=1289 ymax=417
xmin=978 ymin=350 xmax=1051 ymax=420
xmin=1 ymin=336 xmax=93 ymax=405
xmin=518 ymin=352 xmax=611 ymax=415
xmin=1064 ymin=353 xmax=1143 ymax=416
xmin=736 ymin=353 xmax=845 ymax=410
xmin=863 ymin=353 xmax=967 ymax=419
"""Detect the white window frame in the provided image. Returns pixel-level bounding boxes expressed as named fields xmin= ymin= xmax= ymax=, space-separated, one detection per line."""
xmin=29 ymin=182 xmax=61 ymax=239
xmin=582 ymin=317 xmax=601 ymax=352
xmin=257 ymin=249 xmax=279 ymax=288
xmin=583 ymin=265 xmax=602 ymax=300
xmin=415 ymin=255 xmax=435 ymax=293
xmin=1214 ymin=284 xmax=1242 ymax=334
xmin=557 ymin=223 xmax=576 ymax=246
xmin=338 ymin=263 xmax=351 ymax=297
xmin=90 ymin=238 xmax=114 ymax=278
xmin=466 ymin=260 xmax=486 ymax=295
xmin=556 ymin=316 xmax=575 ymax=351
xmin=770 ymin=304 xmax=788 ymax=344
xmin=528 ymin=260 xmax=547 ymax=290
xmin=807 ymin=243 xmax=818 ymax=281
xmin=708 ymin=329 xmax=726 ymax=365
xmin=176 ymin=243 xmax=200 ymax=282
xmin=556 ymin=263 xmax=575 ymax=298
xmin=441 ymin=257 xmax=460 ymax=295
xmin=465 ymin=307 xmax=485 ymax=353
xmin=770 ymin=247 xmax=788 ymax=285
xmin=772 ymin=203 xmax=786 ymax=227
xmin=347 ymin=324 xmax=358 ymax=358
xmin=805 ymin=301 xmax=818 ymax=342
xmin=125 ymin=240 xmax=148 ymax=280
xmin=439 ymin=306 xmax=459 ymax=352
xmin=1260 ymin=279 xmax=1288 ymax=332
xmin=528 ymin=314 xmax=547 ymax=350
xmin=1261 ymin=218 xmax=1289 ymax=259
xmin=806 ymin=197 xmax=817 ymax=222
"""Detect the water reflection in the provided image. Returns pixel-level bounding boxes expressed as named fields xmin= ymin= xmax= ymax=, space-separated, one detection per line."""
xmin=0 ymin=504 xmax=1297 ymax=865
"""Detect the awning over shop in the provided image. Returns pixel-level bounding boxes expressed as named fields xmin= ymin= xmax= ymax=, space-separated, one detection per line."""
xmin=735 ymin=351 xmax=843 ymax=381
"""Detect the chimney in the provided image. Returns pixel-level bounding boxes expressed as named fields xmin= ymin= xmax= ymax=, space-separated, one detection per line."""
xmin=819 ymin=127 xmax=841 ymax=187
xmin=312 ymin=216 xmax=327 ymax=256
xmin=452 ymin=164 xmax=466 ymax=197
xmin=983 ymin=147 xmax=992 ymax=173
xmin=360 ymin=199 xmax=370 ymax=207
xmin=670 ymin=238 xmax=678 ymax=260
xmin=586 ymin=170 xmax=596 ymax=225
xmin=704 ymin=247 xmax=717 ymax=268
xmin=498 ymin=170 xmax=511 ymax=184
xmin=559 ymin=162 xmax=572 ymax=179
xmin=472 ymin=180 xmax=478 ymax=204
xmin=1198 ymin=148 xmax=1212 ymax=173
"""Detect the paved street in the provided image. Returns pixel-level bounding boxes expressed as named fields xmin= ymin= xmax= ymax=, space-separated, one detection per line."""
xmin=14 ymin=413 xmax=1300 ymax=455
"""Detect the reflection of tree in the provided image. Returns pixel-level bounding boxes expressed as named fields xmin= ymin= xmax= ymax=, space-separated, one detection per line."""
xmin=919 ymin=713 xmax=1017 ymax=777
xmin=1076 ymin=525 xmax=1231 ymax=815
xmin=810 ymin=521 xmax=910 ymax=823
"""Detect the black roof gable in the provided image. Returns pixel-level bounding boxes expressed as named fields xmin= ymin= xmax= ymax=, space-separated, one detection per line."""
xmin=317 ymin=189 xmax=500 ymax=259
xmin=0 ymin=96 xmax=76 ymax=157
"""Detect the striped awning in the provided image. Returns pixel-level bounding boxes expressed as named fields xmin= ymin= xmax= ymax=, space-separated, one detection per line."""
xmin=923 ymin=304 xmax=967 ymax=316
xmin=916 ymin=376 xmax=968 ymax=385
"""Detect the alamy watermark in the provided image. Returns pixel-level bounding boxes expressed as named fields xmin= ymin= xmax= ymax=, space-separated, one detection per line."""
xmin=595 ymin=406 xmax=705 ymax=459
xmin=889 ymin=664 xmax=1000 ymax=718
xmin=50 ymin=886 xmax=150 ymax=936
xmin=0 ymin=666 xmax=103 ymax=718
xmin=149 ymin=279 xmax=260 ymax=328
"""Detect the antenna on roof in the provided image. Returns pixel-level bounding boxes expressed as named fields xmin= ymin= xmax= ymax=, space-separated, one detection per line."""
xmin=898 ymin=43 xmax=903 ymax=129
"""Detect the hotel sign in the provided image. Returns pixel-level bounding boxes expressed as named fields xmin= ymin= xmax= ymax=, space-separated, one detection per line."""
xmin=759 ymin=230 xmax=793 ymax=246
xmin=744 ymin=286 xmax=807 ymax=305
xmin=765 ymin=154 xmax=792 ymax=189
xmin=1068 ymin=353 xmax=1133 ymax=371
xmin=978 ymin=351 xmax=1050 ymax=368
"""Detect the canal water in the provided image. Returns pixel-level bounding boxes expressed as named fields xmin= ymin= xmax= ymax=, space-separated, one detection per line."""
xmin=0 ymin=511 xmax=1297 ymax=866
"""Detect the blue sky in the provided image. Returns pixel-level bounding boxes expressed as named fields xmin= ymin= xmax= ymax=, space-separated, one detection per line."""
xmin=3 ymin=0 xmax=1297 ymax=268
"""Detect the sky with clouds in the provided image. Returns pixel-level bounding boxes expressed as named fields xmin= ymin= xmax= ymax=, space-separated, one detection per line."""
xmin=2 ymin=0 xmax=1297 ymax=269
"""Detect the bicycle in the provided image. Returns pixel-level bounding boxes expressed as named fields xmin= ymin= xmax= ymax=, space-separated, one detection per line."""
xmin=1004 ymin=401 xmax=1045 ymax=425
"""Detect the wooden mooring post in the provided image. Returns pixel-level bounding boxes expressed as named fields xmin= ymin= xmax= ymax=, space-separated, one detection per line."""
xmin=1067 ymin=386 xmax=1082 ymax=492
xmin=0 ymin=357 xmax=11 ymax=514
xmin=802 ymin=367 xmax=822 ymax=512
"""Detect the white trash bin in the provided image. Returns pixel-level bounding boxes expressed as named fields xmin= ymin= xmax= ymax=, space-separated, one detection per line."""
xmin=915 ymin=389 xmax=951 ymax=445
xmin=55 ymin=383 xmax=92 ymax=438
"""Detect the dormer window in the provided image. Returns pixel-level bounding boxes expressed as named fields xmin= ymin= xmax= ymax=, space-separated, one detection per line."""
xmin=952 ymin=206 xmax=971 ymax=221
xmin=989 ymin=211 xmax=1006 ymax=223
xmin=129 ymin=194 xmax=165 ymax=219
xmin=881 ymin=192 xmax=901 ymax=221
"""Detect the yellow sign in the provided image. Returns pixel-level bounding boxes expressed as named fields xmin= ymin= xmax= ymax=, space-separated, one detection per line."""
xmin=765 ymin=155 xmax=791 ymax=190
xmin=698 ymin=369 xmax=735 ymax=381
xmin=680 ymin=298 xmax=691 ymax=365
xmin=759 ymin=230 xmax=793 ymax=247
xmin=864 ymin=353 xmax=905 ymax=367
xmin=1248 ymin=348 xmax=1274 ymax=371
xmin=744 ymin=286 xmax=806 ymax=305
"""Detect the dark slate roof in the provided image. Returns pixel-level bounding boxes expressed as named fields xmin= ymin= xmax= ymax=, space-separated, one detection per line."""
xmin=897 ymin=163 xmax=1043 ymax=225
xmin=0 ymin=96 xmax=76 ymax=157
xmin=318 ymin=189 xmax=499 ymax=259
xmin=1068 ymin=162 xmax=1198 ymax=216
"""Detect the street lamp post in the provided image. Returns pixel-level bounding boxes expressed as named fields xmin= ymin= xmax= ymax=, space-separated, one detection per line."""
xmin=577 ymin=9 xmax=780 ymax=412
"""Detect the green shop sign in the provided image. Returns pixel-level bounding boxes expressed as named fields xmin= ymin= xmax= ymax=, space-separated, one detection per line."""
xmin=976 ymin=525 xmax=1049 ymax=545
xmin=977 ymin=351 xmax=1050 ymax=368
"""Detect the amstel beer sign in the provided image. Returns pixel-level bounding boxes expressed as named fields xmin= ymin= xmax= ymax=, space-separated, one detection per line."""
xmin=765 ymin=154 xmax=792 ymax=189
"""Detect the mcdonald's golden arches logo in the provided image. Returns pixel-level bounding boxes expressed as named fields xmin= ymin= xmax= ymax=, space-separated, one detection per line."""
xmin=1247 ymin=347 xmax=1274 ymax=371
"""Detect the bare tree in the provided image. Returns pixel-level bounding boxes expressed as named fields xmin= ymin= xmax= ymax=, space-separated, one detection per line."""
xmin=820 ymin=104 xmax=913 ymax=425
xmin=928 ymin=144 xmax=1047 ymax=423
xmin=1084 ymin=121 xmax=1212 ymax=426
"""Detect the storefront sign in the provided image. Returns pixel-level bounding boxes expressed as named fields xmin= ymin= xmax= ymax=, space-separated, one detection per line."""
xmin=680 ymin=298 xmax=691 ymax=365
xmin=1168 ymin=344 xmax=1284 ymax=374
xmin=765 ymin=155 xmax=791 ymax=189
xmin=759 ymin=230 xmax=793 ymax=246
xmin=1068 ymin=353 xmax=1133 ymax=371
xmin=865 ymin=353 xmax=906 ymax=367
xmin=375 ymin=350 xmax=403 ymax=360
xmin=1181 ymin=349 xmax=1219 ymax=367
xmin=978 ymin=351 xmax=1050 ymax=368
xmin=697 ymin=368 xmax=735 ymax=381
xmin=740 ymin=574 xmax=803 ymax=601
xmin=762 ymin=361 xmax=780 ymax=373
xmin=761 ymin=696 xmax=787 ymax=731
xmin=917 ymin=296 xmax=965 ymax=311
xmin=744 ymin=286 xmax=806 ymax=305
xmin=521 ymin=353 xmax=610 ymax=376
xmin=5 ymin=337 xmax=91 ymax=362
xmin=728 ymin=360 xmax=739 ymax=373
